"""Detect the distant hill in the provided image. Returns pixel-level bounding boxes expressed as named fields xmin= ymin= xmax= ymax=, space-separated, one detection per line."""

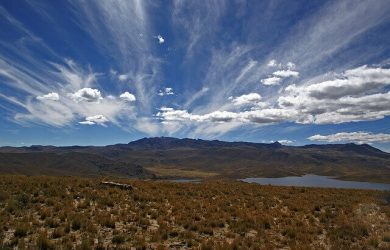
xmin=0 ymin=137 xmax=389 ymax=183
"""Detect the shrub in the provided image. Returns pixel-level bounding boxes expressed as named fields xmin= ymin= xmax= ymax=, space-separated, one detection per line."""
xmin=0 ymin=190 xmax=9 ymax=202
xmin=71 ymin=216 xmax=82 ymax=231
xmin=383 ymin=232 xmax=390 ymax=242
xmin=78 ymin=238 xmax=93 ymax=250
xmin=36 ymin=232 xmax=53 ymax=250
xmin=112 ymin=234 xmax=125 ymax=244
xmin=14 ymin=224 xmax=29 ymax=238
xmin=96 ymin=214 xmax=115 ymax=228
xmin=52 ymin=227 xmax=64 ymax=239
xmin=45 ymin=218 xmax=59 ymax=228
xmin=17 ymin=193 xmax=30 ymax=208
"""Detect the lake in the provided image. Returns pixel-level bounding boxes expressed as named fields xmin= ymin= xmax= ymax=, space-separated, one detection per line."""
xmin=165 ymin=179 xmax=201 ymax=183
xmin=241 ymin=174 xmax=390 ymax=190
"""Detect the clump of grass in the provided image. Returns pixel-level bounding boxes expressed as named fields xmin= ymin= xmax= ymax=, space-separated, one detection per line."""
xmin=36 ymin=232 xmax=53 ymax=250
xmin=96 ymin=213 xmax=115 ymax=228
xmin=16 ymin=193 xmax=30 ymax=208
xmin=71 ymin=215 xmax=83 ymax=231
xmin=14 ymin=223 xmax=29 ymax=238
xmin=45 ymin=217 xmax=59 ymax=228
xmin=0 ymin=190 xmax=9 ymax=202
xmin=383 ymin=232 xmax=390 ymax=242
xmin=52 ymin=227 xmax=64 ymax=239
xmin=112 ymin=234 xmax=125 ymax=244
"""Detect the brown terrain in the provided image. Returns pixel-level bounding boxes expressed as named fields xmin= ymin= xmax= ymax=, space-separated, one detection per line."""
xmin=1 ymin=175 xmax=389 ymax=249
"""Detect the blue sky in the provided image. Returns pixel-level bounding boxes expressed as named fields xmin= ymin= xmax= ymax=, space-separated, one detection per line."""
xmin=0 ymin=0 xmax=390 ymax=151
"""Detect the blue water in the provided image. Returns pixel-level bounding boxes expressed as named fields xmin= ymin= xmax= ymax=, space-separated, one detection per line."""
xmin=166 ymin=179 xmax=201 ymax=183
xmin=241 ymin=175 xmax=390 ymax=190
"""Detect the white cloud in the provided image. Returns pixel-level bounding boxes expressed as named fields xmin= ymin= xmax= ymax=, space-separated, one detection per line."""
xmin=308 ymin=132 xmax=390 ymax=144
xmin=134 ymin=117 xmax=160 ymax=135
xmin=70 ymin=88 xmax=103 ymax=103
xmin=119 ymin=91 xmax=136 ymax=102
xmin=118 ymin=74 xmax=129 ymax=81
xmin=286 ymin=62 xmax=296 ymax=69
xmin=267 ymin=59 xmax=277 ymax=67
xmin=156 ymin=107 xmax=296 ymax=125
xmin=229 ymin=93 xmax=262 ymax=106
xmin=157 ymin=65 xmax=390 ymax=128
xmin=278 ymin=65 xmax=390 ymax=124
xmin=261 ymin=76 xmax=282 ymax=86
xmin=261 ymin=61 xmax=298 ymax=85
xmin=302 ymin=65 xmax=390 ymax=99
xmin=36 ymin=92 xmax=59 ymax=101
xmin=184 ymin=87 xmax=210 ymax=108
xmin=278 ymin=139 xmax=294 ymax=145
xmin=172 ymin=1 xmax=226 ymax=59
xmin=79 ymin=115 xmax=109 ymax=126
xmin=272 ymin=69 xmax=299 ymax=78
xmin=156 ymin=35 xmax=165 ymax=44
xmin=69 ymin=1 xmax=162 ymax=113
xmin=158 ymin=87 xmax=174 ymax=96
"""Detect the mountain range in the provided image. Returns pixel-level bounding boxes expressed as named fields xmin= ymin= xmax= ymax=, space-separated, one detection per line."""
xmin=1 ymin=137 xmax=389 ymax=183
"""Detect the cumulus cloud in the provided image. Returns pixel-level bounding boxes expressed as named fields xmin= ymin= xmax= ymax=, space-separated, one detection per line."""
xmin=278 ymin=65 xmax=390 ymax=124
xmin=36 ymin=92 xmax=59 ymax=101
xmin=79 ymin=115 xmax=109 ymax=126
xmin=301 ymin=65 xmax=390 ymax=99
xmin=156 ymin=107 xmax=296 ymax=124
xmin=261 ymin=76 xmax=282 ymax=86
xmin=229 ymin=93 xmax=262 ymax=106
xmin=158 ymin=65 xmax=390 ymax=127
xmin=70 ymin=88 xmax=103 ymax=103
xmin=261 ymin=61 xmax=299 ymax=85
xmin=272 ymin=69 xmax=299 ymax=78
xmin=308 ymin=132 xmax=390 ymax=144
xmin=119 ymin=91 xmax=136 ymax=102
xmin=118 ymin=74 xmax=129 ymax=81
xmin=156 ymin=35 xmax=165 ymax=44
xmin=158 ymin=87 xmax=174 ymax=96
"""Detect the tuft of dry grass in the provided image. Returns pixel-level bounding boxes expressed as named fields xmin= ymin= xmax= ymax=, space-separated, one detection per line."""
xmin=0 ymin=175 xmax=389 ymax=249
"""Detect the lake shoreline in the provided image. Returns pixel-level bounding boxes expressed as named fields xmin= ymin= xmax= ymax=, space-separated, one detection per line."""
xmin=240 ymin=174 xmax=390 ymax=191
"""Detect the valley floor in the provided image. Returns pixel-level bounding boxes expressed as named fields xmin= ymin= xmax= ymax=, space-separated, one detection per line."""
xmin=0 ymin=175 xmax=389 ymax=249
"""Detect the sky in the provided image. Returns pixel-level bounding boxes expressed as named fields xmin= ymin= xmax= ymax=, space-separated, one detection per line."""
xmin=0 ymin=0 xmax=390 ymax=151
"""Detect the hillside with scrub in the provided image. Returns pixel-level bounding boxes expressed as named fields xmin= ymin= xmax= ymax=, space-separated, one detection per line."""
xmin=1 ymin=175 xmax=389 ymax=249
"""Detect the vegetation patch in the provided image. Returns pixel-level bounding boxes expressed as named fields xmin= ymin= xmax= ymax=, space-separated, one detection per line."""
xmin=0 ymin=175 xmax=389 ymax=249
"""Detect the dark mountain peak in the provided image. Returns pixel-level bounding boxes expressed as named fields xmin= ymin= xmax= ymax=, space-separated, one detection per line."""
xmin=272 ymin=141 xmax=282 ymax=147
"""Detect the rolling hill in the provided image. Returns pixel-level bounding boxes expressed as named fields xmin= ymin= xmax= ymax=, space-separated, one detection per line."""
xmin=0 ymin=137 xmax=389 ymax=183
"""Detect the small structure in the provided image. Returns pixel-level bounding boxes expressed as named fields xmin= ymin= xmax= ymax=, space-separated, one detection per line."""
xmin=101 ymin=181 xmax=133 ymax=190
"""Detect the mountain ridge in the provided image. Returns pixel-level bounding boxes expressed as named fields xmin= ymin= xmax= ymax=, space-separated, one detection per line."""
xmin=0 ymin=136 xmax=385 ymax=153
xmin=0 ymin=137 xmax=389 ymax=183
